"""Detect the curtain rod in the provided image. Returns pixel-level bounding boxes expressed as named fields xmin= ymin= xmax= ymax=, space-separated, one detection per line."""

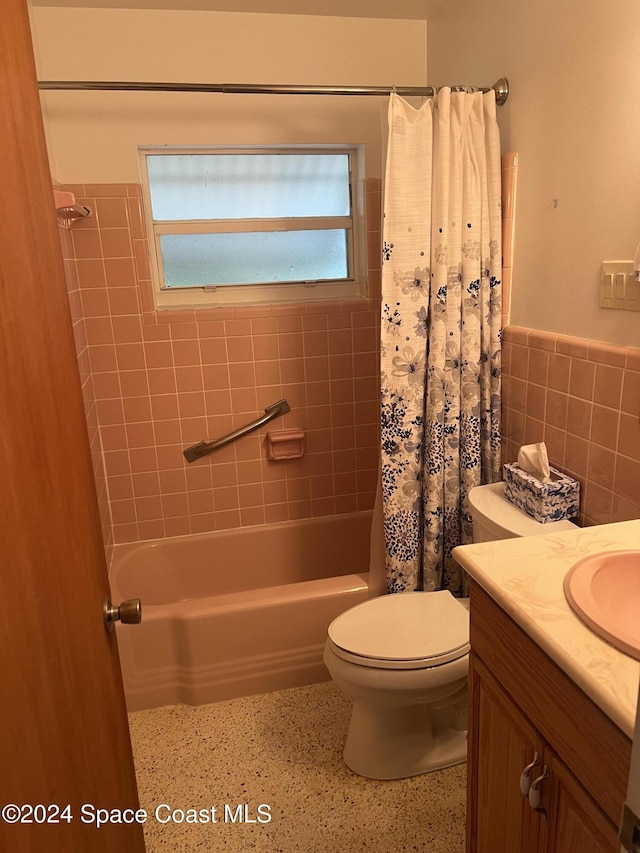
xmin=38 ymin=77 xmax=509 ymax=105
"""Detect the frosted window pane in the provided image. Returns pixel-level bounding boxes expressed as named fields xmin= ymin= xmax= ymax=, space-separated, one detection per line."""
xmin=160 ymin=230 xmax=349 ymax=287
xmin=147 ymin=154 xmax=350 ymax=220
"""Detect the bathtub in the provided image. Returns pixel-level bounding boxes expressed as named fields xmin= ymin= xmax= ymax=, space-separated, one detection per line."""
xmin=110 ymin=512 xmax=371 ymax=711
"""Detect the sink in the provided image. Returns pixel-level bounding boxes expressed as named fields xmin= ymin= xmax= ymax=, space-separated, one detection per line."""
xmin=564 ymin=550 xmax=640 ymax=661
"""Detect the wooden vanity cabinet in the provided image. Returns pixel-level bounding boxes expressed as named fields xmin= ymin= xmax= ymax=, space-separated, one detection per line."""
xmin=469 ymin=657 xmax=542 ymax=853
xmin=467 ymin=580 xmax=632 ymax=853
xmin=541 ymin=750 xmax=623 ymax=853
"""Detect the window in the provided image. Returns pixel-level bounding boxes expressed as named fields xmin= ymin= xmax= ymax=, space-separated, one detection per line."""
xmin=139 ymin=147 xmax=366 ymax=309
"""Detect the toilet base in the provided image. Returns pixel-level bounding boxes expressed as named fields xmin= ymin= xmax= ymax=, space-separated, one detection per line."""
xmin=342 ymin=696 xmax=468 ymax=780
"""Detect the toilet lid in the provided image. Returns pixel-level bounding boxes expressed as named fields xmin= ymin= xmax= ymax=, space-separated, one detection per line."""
xmin=328 ymin=591 xmax=469 ymax=666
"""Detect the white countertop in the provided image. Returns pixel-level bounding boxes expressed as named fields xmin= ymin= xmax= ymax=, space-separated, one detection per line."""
xmin=453 ymin=519 xmax=640 ymax=739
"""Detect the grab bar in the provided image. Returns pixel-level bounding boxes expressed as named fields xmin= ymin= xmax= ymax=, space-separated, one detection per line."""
xmin=183 ymin=398 xmax=291 ymax=463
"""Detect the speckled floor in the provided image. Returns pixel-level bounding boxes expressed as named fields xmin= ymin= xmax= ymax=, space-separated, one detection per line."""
xmin=128 ymin=681 xmax=466 ymax=852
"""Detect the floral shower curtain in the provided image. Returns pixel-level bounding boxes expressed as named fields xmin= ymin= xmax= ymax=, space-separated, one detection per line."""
xmin=380 ymin=89 xmax=502 ymax=596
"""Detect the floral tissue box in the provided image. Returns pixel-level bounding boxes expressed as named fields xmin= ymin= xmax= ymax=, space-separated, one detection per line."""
xmin=503 ymin=463 xmax=580 ymax=524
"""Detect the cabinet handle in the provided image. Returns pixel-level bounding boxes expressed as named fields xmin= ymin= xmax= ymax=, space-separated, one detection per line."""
xmin=519 ymin=752 xmax=540 ymax=796
xmin=528 ymin=766 xmax=549 ymax=810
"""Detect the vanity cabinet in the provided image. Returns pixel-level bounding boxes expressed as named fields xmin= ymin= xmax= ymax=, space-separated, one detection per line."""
xmin=542 ymin=750 xmax=621 ymax=853
xmin=467 ymin=580 xmax=632 ymax=853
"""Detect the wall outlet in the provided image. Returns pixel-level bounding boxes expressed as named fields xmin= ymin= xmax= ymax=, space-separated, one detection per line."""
xmin=600 ymin=261 xmax=640 ymax=311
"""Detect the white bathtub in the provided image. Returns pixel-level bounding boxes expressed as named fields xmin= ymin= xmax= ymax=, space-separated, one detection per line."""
xmin=110 ymin=512 xmax=371 ymax=711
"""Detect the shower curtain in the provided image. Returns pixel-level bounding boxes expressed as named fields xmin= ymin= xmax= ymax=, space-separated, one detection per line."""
xmin=380 ymin=89 xmax=502 ymax=596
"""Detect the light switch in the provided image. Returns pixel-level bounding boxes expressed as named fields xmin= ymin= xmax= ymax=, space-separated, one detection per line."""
xmin=603 ymin=273 xmax=614 ymax=298
xmin=600 ymin=261 xmax=640 ymax=312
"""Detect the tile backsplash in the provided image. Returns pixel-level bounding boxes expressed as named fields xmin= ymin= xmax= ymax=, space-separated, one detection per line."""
xmin=58 ymin=216 xmax=113 ymax=560
xmin=58 ymin=181 xmax=382 ymax=545
xmin=502 ymin=326 xmax=640 ymax=526
xmin=58 ymin=168 xmax=640 ymax=548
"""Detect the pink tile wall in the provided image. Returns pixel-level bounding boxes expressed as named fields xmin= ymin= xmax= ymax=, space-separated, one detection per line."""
xmin=502 ymin=326 xmax=640 ymax=526
xmin=57 ymin=210 xmax=113 ymax=561
xmin=60 ymin=181 xmax=382 ymax=544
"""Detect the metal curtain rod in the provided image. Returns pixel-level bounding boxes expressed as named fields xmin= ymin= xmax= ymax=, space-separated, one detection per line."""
xmin=38 ymin=77 xmax=509 ymax=105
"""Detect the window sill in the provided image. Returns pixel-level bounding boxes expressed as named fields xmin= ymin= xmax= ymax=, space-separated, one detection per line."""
xmin=153 ymin=280 xmax=367 ymax=311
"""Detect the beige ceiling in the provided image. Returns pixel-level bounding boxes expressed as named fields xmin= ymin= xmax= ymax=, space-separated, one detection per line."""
xmin=29 ymin=0 xmax=441 ymax=19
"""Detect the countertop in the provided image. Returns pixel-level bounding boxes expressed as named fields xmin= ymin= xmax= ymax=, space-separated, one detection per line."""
xmin=453 ymin=519 xmax=640 ymax=739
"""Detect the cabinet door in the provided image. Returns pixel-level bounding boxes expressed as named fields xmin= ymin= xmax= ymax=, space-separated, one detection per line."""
xmin=468 ymin=655 xmax=545 ymax=853
xmin=540 ymin=751 xmax=620 ymax=853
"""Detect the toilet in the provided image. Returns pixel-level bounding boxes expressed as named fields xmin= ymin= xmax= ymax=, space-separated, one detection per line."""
xmin=324 ymin=480 xmax=577 ymax=780
xmin=467 ymin=481 xmax=577 ymax=543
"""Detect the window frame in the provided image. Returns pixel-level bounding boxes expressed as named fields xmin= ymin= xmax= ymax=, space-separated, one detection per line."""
xmin=138 ymin=145 xmax=367 ymax=310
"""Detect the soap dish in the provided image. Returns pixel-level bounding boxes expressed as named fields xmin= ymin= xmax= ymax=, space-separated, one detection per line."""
xmin=266 ymin=429 xmax=305 ymax=461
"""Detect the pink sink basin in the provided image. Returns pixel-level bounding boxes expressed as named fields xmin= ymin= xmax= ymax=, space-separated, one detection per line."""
xmin=563 ymin=550 xmax=640 ymax=661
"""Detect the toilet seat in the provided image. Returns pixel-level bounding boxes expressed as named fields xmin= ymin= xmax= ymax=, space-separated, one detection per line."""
xmin=327 ymin=591 xmax=470 ymax=670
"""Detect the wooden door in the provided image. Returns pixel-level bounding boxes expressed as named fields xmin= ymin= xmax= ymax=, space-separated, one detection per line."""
xmin=467 ymin=655 xmax=543 ymax=853
xmin=540 ymin=751 xmax=620 ymax=853
xmin=0 ymin=1 xmax=145 ymax=851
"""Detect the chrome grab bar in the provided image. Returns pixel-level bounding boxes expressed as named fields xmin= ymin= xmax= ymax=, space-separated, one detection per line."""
xmin=183 ymin=398 xmax=290 ymax=463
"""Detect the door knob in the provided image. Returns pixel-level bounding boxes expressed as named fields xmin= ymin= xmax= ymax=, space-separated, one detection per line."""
xmin=104 ymin=597 xmax=142 ymax=632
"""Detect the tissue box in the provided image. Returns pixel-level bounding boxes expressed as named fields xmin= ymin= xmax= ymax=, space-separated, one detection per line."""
xmin=503 ymin=463 xmax=580 ymax=523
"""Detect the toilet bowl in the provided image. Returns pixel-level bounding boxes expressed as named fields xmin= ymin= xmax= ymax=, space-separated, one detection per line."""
xmin=324 ymin=590 xmax=469 ymax=779
xmin=324 ymin=480 xmax=578 ymax=780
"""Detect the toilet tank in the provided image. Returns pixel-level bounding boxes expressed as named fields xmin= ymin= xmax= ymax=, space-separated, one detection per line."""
xmin=468 ymin=482 xmax=577 ymax=542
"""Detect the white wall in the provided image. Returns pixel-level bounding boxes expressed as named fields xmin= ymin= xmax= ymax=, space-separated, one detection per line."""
xmin=428 ymin=0 xmax=640 ymax=348
xmin=30 ymin=8 xmax=427 ymax=182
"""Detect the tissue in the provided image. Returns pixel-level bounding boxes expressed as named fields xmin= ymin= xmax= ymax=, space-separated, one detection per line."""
xmin=517 ymin=442 xmax=551 ymax=483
